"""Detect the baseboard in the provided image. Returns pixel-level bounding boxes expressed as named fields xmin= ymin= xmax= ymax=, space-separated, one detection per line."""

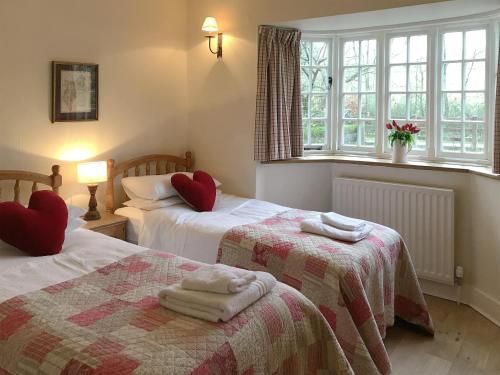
xmin=420 ymin=279 xmax=459 ymax=302
xmin=419 ymin=279 xmax=500 ymax=327
xmin=466 ymin=286 xmax=500 ymax=327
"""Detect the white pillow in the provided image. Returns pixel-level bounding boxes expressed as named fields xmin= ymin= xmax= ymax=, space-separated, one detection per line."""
xmin=65 ymin=204 xmax=87 ymax=234
xmin=123 ymin=196 xmax=184 ymax=211
xmin=66 ymin=217 xmax=86 ymax=234
xmin=122 ymin=174 xmax=178 ymax=201
xmin=122 ymin=173 xmax=222 ymax=201
xmin=67 ymin=204 xmax=86 ymax=220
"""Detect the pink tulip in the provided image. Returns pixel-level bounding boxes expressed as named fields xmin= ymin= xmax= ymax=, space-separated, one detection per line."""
xmin=386 ymin=123 xmax=392 ymax=130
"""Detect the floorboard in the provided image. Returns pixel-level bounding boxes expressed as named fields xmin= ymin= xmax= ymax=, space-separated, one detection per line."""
xmin=385 ymin=295 xmax=500 ymax=375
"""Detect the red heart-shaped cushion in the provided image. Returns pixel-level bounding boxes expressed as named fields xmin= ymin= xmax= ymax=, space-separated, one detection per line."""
xmin=171 ymin=170 xmax=216 ymax=212
xmin=0 ymin=190 xmax=68 ymax=256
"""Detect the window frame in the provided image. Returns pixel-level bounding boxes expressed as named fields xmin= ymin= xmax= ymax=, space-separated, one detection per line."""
xmin=300 ymin=37 xmax=333 ymax=151
xmin=301 ymin=17 xmax=499 ymax=166
xmin=383 ymin=30 xmax=432 ymax=156
xmin=436 ymin=23 xmax=492 ymax=162
xmin=337 ymin=35 xmax=379 ymax=153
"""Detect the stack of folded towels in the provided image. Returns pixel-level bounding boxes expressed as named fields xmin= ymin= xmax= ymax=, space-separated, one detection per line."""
xmin=300 ymin=211 xmax=372 ymax=243
xmin=158 ymin=264 xmax=276 ymax=322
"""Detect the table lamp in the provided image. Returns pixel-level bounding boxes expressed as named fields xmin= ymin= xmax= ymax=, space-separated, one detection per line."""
xmin=77 ymin=161 xmax=107 ymax=221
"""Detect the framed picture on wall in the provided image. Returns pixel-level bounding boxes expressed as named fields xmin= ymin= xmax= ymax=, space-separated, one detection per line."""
xmin=51 ymin=61 xmax=98 ymax=122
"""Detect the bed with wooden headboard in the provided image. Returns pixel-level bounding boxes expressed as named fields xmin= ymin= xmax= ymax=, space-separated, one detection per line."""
xmin=0 ymin=165 xmax=62 ymax=202
xmin=0 ymin=158 xmax=350 ymax=375
xmin=106 ymin=152 xmax=193 ymax=213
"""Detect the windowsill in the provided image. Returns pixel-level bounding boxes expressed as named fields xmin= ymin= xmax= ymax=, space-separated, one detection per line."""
xmin=262 ymin=155 xmax=500 ymax=180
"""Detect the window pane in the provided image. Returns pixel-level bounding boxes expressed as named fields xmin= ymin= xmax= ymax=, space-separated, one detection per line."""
xmin=360 ymin=120 xmax=376 ymax=146
xmin=441 ymin=123 xmax=463 ymax=152
xmin=464 ymin=123 xmax=485 ymax=153
xmin=390 ymin=37 xmax=407 ymax=64
xmin=343 ymin=94 xmax=358 ymax=118
xmin=443 ymin=32 xmax=463 ymax=61
xmin=360 ymin=94 xmax=376 ymax=119
xmin=301 ymin=67 xmax=310 ymax=92
xmin=465 ymin=30 xmax=486 ymax=60
xmin=344 ymin=41 xmax=359 ymax=66
xmin=442 ymin=93 xmax=462 ymax=120
xmin=311 ymin=95 xmax=327 ymax=118
xmin=442 ymin=63 xmax=462 ymax=91
xmin=464 ymin=61 xmax=485 ymax=91
xmin=408 ymin=64 xmax=426 ymax=92
xmin=409 ymin=93 xmax=426 ymax=120
xmin=409 ymin=35 xmax=427 ymax=63
xmin=303 ymin=120 xmax=310 ymax=145
xmin=343 ymin=67 xmax=359 ymax=92
xmin=390 ymin=94 xmax=407 ymax=118
xmin=389 ymin=65 xmax=407 ymax=91
xmin=312 ymin=42 xmax=329 ymax=66
xmin=300 ymin=41 xmax=311 ymax=66
xmin=312 ymin=68 xmax=329 ymax=92
xmin=413 ymin=124 xmax=427 ymax=151
xmin=302 ymin=95 xmax=309 ymax=118
xmin=311 ymin=120 xmax=327 ymax=144
xmin=360 ymin=67 xmax=376 ymax=92
xmin=343 ymin=121 xmax=358 ymax=145
xmin=464 ymin=93 xmax=485 ymax=121
xmin=360 ymin=39 xmax=377 ymax=65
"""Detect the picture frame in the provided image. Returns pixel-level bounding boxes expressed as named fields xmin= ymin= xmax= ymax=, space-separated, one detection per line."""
xmin=51 ymin=61 xmax=98 ymax=123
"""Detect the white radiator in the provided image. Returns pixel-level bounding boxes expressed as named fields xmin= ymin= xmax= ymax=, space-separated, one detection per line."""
xmin=332 ymin=177 xmax=455 ymax=285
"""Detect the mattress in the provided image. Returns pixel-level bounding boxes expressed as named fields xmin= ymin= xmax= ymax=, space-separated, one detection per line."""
xmin=0 ymin=229 xmax=145 ymax=303
xmin=115 ymin=193 xmax=287 ymax=264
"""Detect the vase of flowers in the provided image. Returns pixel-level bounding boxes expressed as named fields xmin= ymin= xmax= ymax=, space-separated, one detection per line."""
xmin=386 ymin=120 xmax=420 ymax=163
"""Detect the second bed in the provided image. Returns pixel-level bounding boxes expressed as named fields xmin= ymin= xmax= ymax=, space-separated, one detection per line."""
xmin=108 ymin=153 xmax=434 ymax=375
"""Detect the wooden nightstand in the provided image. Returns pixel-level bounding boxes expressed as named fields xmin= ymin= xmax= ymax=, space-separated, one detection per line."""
xmin=83 ymin=212 xmax=128 ymax=241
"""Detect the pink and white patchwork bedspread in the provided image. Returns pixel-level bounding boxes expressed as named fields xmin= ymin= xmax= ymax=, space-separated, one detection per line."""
xmin=0 ymin=250 xmax=353 ymax=375
xmin=217 ymin=209 xmax=434 ymax=375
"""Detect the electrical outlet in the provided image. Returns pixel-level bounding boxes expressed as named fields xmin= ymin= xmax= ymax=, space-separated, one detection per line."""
xmin=455 ymin=266 xmax=464 ymax=279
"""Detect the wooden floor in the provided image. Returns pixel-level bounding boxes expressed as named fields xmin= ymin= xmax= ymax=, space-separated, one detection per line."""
xmin=385 ymin=295 xmax=500 ymax=375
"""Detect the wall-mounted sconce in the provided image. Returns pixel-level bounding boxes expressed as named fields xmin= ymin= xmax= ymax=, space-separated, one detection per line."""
xmin=202 ymin=17 xmax=223 ymax=59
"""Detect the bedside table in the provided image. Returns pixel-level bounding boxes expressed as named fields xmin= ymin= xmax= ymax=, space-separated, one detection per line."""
xmin=83 ymin=212 xmax=128 ymax=241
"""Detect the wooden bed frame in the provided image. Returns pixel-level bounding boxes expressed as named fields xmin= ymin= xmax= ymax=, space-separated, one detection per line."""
xmin=0 ymin=165 xmax=62 ymax=202
xmin=106 ymin=152 xmax=193 ymax=213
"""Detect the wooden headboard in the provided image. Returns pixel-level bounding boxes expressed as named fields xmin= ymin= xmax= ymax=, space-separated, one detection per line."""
xmin=106 ymin=152 xmax=193 ymax=213
xmin=0 ymin=165 xmax=62 ymax=202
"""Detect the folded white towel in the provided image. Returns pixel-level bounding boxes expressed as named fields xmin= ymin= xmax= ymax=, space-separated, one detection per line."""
xmin=321 ymin=212 xmax=367 ymax=231
xmin=301 ymin=219 xmax=372 ymax=243
xmin=181 ymin=264 xmax=257 ymax=294
xmin=159 ymin=272 xmax=276 ymax=322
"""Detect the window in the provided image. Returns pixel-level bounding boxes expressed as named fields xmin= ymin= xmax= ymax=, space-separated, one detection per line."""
xmin=387 ymin=34 xmax=428 ymax=152
xmin=439 ymin=29 xmax=487 ymax=157
xmin=300 ymin=19 xmax=495 ymax=164
xmin=340 ymin=38 xmax=377 ymax=150
xmin=300 ymin=39 xmax=331 ymax=149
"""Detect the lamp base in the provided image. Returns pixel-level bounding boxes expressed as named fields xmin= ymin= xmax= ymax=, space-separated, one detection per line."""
xmin=84 ymin=184 xmax=101 ymax=221
xmin=84 ymin=209 xmax=101 ymax=221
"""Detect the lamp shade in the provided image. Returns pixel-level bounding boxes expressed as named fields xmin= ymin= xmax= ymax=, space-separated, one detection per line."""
xmin=202 ymin=17 xmax=218 ymax=32
xmin=77 ymin=161 xmax=107 ymax=184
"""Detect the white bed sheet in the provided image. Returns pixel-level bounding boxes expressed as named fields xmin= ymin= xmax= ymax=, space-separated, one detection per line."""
xmin=0 ymin=229 xmax=145 ymax=303
xmin=117 ymin=194 xmax=287 ymax=264
xmin=115 ymin=206 xmax=145 ymax=244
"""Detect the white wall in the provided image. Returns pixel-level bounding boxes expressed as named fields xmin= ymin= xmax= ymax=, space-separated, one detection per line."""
xmin=186 ymin=0 xmax=445 ymax=198
xmin=257 ymin=162 xmax=500 ymax=324
xmin=0 ymin=0 xmax=189 ymax=204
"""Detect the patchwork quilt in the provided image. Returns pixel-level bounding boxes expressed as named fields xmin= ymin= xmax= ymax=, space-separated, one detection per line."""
xmin=217 ymin=209 xmax=434 ymax=375
xmin=0 ymin=250 xmax=353 ymax=375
